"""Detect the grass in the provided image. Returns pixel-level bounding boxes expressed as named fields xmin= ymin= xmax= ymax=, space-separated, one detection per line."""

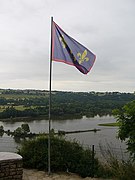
xmin=0 ymin=94 xmax=45 ymax=99
xmin=14 ymin=105 xmax=28 ymax=111
xmin=0 ymin=105 xmax=40 ymax=112
xmin=99 ymin=143 xmax=135 ymax=179
xmin=98 ymin=122 xmax=120 ymax=127
xmin=0 ymin=105 xmax=10 ymax=112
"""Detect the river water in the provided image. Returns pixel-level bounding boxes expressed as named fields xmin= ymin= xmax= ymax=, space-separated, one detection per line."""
xmin=0 ymin=115 xmax=128 ymax=159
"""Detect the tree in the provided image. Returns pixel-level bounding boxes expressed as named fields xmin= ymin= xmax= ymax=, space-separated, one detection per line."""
xmin=0 ymin=125 xmax=4 ymax=132
xmin=14 ymin=127 xmax=23 ymax=137
xmin=0 ymin=125 xmax=4 ymax=137
xmin=13 ymin=123 xmax=30 ymax=137
xmin=21 ymin=123 xmax=30 ymax=134
xmin=113 ymin=100 xmax=135 ymax=160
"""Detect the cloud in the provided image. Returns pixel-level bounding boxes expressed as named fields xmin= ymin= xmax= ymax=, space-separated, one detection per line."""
xmin=0 ymin=0 xmax=135 ymax=92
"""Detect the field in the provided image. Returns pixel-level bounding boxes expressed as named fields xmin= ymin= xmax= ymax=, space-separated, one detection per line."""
xmin=0 ymin=93 xmax=46 ymax=99
xmin=0 ymin=90 xmax=47 ymax=113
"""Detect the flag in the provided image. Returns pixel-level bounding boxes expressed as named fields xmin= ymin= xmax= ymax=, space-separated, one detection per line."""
xmin=52 ymin=21 xmax=96 ymax=74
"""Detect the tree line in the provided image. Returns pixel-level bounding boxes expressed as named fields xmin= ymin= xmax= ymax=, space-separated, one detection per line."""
xmin=0 ymin=90 xmax=135 ymax=119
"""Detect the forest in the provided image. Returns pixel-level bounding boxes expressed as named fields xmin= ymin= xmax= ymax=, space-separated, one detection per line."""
xmin=0 ymin=89 xmax=135 ymax=120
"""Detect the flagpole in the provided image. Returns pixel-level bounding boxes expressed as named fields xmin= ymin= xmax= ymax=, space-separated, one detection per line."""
xmin=48 ymin=16 xmax=53 ymax=175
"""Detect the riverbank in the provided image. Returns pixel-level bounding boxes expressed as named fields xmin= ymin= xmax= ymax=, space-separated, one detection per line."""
xmin=98 ymin=122 xmax=119 ymax=127
xmin=0 ymin=114 xmax=83 ymax=122
xmin=23 ymin=169 xmax=112 ymax=180
xmin=0 ymin=115 xmax=47 ymax=122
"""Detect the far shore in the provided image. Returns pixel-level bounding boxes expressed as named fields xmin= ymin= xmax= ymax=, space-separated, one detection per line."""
xmin=0 ymin=115 xmax=47 ymax=122
xmin=0 ymin=114 xmax=84 ymax=122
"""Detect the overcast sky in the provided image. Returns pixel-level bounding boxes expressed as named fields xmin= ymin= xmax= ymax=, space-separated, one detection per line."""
xmin=0 ymin=0 xmax=134 ymax=92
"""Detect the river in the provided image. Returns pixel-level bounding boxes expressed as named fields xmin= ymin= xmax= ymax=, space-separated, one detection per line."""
xmin=0 ymin=115 xmax=128 ymax=159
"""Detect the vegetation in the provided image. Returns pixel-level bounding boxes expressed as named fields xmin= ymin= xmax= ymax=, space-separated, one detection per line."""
xmin=0 ymin=89 xmax=135 ymax=120
xmin=113 ymin=100 xmax=135 ymax=160
xmin=0 ymin=125 xmax=4 ymax=136
xmin=0 ymin=123 xmax=36 ymax=139
xmin=98 ymin=122 xmax=119 ymax=126
xmin=18 ymin=135 xmax=101 ymax=178
xmin=1 ymin=89 xmax=135 ymax=178
xmin=14 ymin=123 xmax=30 ymax=137
xmin=18 ymin=135 xmax=135 ymax=179
xmin=99 ymin=143 xmax=135 ymax=180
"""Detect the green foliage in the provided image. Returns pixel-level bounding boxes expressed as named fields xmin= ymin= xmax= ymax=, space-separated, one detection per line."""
xmin=98 ymin=122 xmax=120 ymax=126
xmin=14 ymin=127 xmax=23 ymax=137
xmin=0 ymin=125 xmax=4 ymax=132
xmin=14 ymin=123 xmax=30 ymax=137
xmin=113 ymin=100 xmax=135 ymax=160
xmin=21 ymin=123 xmax=30 ymax=134
xmin=0 ymin=125 xmax=4 ymax=136
xmin=0 ymin=107 xmax=40 ymax=119
xmin=99 ymin=143 xmax=135 ymax=179
xmin=18 ymin=135 xmax=100 ymax=177
xmin=98 ymin=158 xmax=135 ymax=180
xmin=0 ymin=90 xmax=135 ymax=119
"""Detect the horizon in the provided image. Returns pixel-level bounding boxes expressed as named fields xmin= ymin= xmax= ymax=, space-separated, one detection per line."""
xmin=0 ymin=87 xmax=134 ymax=94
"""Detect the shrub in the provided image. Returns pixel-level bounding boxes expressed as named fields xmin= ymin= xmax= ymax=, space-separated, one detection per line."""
xmin=99 ymin=143 xmax=135 ymax=180
xmin=105 ymin=157 xmax=135 ymax=180
xmin=18 ymin=135 xmax=100 ymax=177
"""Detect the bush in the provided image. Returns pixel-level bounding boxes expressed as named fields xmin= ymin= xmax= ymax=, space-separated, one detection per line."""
xmin=18 ymin=135 xmax=100 ymax=177
xmin=113 ymin=100 xmax=135 ymax=160
xmin=104 ymin=157 xmax=135 ymax=180
xmin=99 ymin=143 xmax=135 ymax=180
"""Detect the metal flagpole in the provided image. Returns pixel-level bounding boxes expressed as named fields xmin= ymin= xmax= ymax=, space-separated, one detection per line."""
xmin=48 ymin=16 xmax=53 ymax=175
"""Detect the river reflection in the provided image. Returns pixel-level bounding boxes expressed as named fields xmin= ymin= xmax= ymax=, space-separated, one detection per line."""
xmin=0 ymin=115 xmax=128 ymax=158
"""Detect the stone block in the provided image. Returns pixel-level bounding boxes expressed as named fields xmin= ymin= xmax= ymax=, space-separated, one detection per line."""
xmin=0 ymin=152 xmax=23 ymax=180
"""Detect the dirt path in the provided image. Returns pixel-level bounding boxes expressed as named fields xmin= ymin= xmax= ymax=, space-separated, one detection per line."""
xmin=23 ymin=169 xmax=112 ymax=180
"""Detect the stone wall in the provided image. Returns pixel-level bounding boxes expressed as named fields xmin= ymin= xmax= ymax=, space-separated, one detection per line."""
xmin=0 ymin=152 xmax=23 ymax=180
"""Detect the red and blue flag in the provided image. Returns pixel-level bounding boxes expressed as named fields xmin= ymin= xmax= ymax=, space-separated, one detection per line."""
xmin=52 ymin=21 xmax=96 ymax=74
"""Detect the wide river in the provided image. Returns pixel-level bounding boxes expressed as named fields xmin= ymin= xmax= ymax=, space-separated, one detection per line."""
xmin=0 ymin=115 xmax=128 ymax=159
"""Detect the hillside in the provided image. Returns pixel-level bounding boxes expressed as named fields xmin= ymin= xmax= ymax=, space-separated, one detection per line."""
xmin=0 ymin=89 xmax=135 ymax=120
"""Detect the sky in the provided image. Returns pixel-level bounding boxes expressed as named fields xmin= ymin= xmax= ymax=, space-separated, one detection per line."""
xmin=0 ymin=0 xmax=135 ymax=92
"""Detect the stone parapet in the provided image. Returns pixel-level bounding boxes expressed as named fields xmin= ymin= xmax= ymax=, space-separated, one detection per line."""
xmin=0 ymin=152 xmax=23 ymax=180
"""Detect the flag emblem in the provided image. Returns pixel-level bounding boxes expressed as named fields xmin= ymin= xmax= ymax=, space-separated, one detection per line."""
xmin=77 ymin=50 xmax=89 ymax=64
xmin=52 ymin=21 xmax=96 ymax=74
